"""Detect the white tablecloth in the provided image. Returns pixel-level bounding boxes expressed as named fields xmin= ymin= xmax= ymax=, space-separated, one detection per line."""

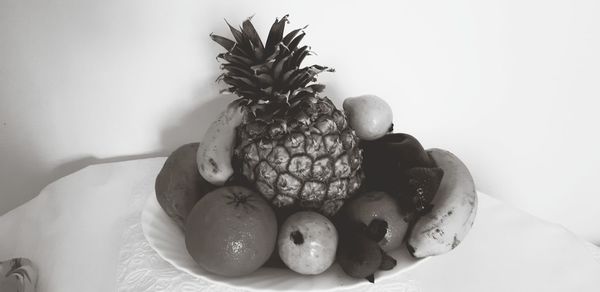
xmin=1 ymin=158 xmax=599 ymax=292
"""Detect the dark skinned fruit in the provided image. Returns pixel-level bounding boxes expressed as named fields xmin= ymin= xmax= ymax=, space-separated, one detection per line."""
xmin=407 ymin=167 xmax=444 ymax=213
xmin=336 ymin=221 xmax=382 ymax=280
xmin=361 ymin=133 xmax=443 ymax=214
xmin=334 ymin=208 xmax=398 ymax=282
xmin=155 ymin=143 xmax=216 ymax=229
xmin=379 ymin=250 xmax=397 ymax=270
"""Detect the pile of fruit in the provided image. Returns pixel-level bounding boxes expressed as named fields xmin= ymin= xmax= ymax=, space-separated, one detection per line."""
xmin=155 ymin=15 xmax=478 ymax=283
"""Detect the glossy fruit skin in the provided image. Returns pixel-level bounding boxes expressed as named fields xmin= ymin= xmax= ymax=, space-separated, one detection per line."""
xmin=185 ymin=186 xmax=277 ymax=277
xmin=343 ymin=95 xmax=393 ymax=141
xmin=278 ymin=211 xmax=338 ymax=275
xmin=340 ymin=191 xmax=409 ymax=252
xmin=156 ymin=143 xmax=216 ymax=229
xmin=361 ymin=133 xmax=435 ymax=211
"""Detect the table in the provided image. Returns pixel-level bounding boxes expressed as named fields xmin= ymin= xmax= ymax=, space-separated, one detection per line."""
xmin=1 ymin=158 xmax=599 ymax=291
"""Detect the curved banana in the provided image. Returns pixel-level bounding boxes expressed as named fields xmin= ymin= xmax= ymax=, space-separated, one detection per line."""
xmin=196 ymin=100 xmax=245 ymax=185
xmin=407 ymin=148 xmax=478 ymax=258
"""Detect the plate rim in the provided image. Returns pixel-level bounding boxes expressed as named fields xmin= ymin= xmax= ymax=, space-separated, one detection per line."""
xmin=141 ymin=192 xmax=429 ymax=291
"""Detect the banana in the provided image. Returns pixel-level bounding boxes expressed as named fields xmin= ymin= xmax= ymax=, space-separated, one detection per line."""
xmin=196 ymin=100 xmax=245 ymax=186
xmin=407 ymin=148 xmax=478 ymax=258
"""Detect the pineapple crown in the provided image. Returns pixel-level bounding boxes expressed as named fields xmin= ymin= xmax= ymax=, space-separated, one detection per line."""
xmin=211 ymin=15 xmax=333 ymax=109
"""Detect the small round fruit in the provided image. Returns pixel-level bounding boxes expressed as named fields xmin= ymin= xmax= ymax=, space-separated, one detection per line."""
xmin=337 ymin=229 xmax=383 ymax=279
xmin=341 ymin=191 xmax=409 ymax=252
xmin=278 ymin=211 xmax=338 ymax=275
xmin=185 ymin=186 xmax=277 ymax=277
xmin=342 ymin=95 xmax=393 ymax=141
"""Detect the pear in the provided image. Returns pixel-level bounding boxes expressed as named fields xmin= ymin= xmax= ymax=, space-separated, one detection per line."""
xmin=343 ymin=95 xmax=393 ymax=141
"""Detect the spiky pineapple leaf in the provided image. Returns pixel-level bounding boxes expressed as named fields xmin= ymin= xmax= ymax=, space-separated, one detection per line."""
xmin=210 ymin=34 xmax=236 ymax=51
xmin=221 ymin=53 xmax=254 ymax=66
xmin=286 ymin=69 xmax=308 ymax=87
xmin=251 ymin=62 xmax=273 ymax=75
xmin=211 ymin=15 xmax=333 ymax=107
xmin=221 ymin=64 xmax=254 ymax=78
xmin=286 ymin=68 xmax=307 ymax=88
xmin=290 ymin=65 xmax=332 ymax=88
xmin=228 ymin=75 xmax=255 ymax=87
xmin=282 ymin=26 xmax=306 ymax=46
xmin=265 ymin=15 xmax=288 ymax=54
xmin=241 ymin=18 xmax=265 ymax=60
xmin=272 ymin=55 xmax=291 ymax=81
xmin=225 ymin=20 xmax=245 ymax=44
xmin=256 ymin=73 xmax=274 ymax=86
xmin=263 ymin=43 xmax=282 ymax=61
xmin=226 ymin=20 xmax=256 ymax=59
xmin=307 ymin=83 xmax=326 ymax=92
xmin=290 ymin=46 xmax=310 ymax=68
xmin=286 ymin=32 xmax=306 ymax=52
xmin=242 ymin=18 xmax=264 ymax=50
xmin=281 ymin=70 xmax=295 ymax=83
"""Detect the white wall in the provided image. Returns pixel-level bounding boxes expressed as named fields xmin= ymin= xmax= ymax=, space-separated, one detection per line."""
xmin=1 ymin=0 xmax=599 ymax=243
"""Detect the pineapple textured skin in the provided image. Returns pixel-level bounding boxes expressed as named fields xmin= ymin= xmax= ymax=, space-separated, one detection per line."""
xmin=211 ymin=15 xmax=364 ymax=216
xmin=236 ymin=96 xmax=363 ymax=216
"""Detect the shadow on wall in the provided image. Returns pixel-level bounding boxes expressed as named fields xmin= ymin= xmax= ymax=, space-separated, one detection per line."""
xmin=160 ymin=93 xmax=236 ymax=152
xmin=0 ymin=123 xmax=53 ymax=215
xmin=53 ymin=93 xmax=236 ymax=186
xmin=1 ymin=80 xmax=343 ymax=216
xmin=0 ymin=92 xmax=235 ymax=216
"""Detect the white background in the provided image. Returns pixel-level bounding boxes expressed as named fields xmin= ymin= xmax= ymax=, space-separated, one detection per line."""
xmin=1 ymin=0 xmax=599 ymax=243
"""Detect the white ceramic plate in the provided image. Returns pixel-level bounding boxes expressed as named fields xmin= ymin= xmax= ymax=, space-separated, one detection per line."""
xmin=141 ymin=193 xmax=426 ymax=291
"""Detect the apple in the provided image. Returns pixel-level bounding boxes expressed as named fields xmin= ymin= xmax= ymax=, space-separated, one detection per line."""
xmin=361 ymin=133 xmax=442 ymax=212
xmin=278 ymin=211 xmax=338 ymax=275
xmin=343 ymin=95 xmax=393 ymax=141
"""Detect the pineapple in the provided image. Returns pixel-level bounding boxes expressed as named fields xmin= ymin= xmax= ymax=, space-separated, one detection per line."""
xmin=211 ymin=15 xmax=363 ymax=216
